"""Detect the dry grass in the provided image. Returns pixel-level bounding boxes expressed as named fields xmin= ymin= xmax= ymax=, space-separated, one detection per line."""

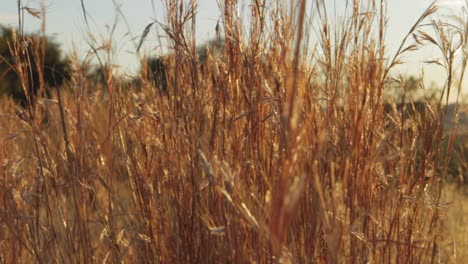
xmin=442 ymin=184 xmax=468 ymax=263
xmin=1 ymin=0 xmax=468 ymax=263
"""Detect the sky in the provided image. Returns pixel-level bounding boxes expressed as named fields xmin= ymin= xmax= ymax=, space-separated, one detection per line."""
xmin=0 ymin=0 xmax=467 ymax=98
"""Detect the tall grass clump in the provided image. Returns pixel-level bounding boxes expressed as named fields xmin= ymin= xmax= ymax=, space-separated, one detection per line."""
xmin=1 ymin=0 xmax=467 ymax=262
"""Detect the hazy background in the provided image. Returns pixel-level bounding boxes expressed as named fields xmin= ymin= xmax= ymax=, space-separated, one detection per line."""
xmin=0 ymin=0 xmax=466 ymax=99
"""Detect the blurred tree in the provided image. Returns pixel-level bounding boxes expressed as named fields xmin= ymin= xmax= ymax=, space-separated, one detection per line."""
xmin=146 ymin=56 xmax=168 ymax=92
xmin=142 ymin=38 xmax=224 ymax=92
xmin=0 ymin=25 xmax=70 ymax=106
xmin=196 ymin=38 xmax=224 ymax=67
xmin=87 ymin=64 xmax=112 ymax=87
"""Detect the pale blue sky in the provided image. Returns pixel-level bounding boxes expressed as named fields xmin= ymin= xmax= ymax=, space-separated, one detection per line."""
xmin=0 ymin=0 xmax=466 ymax=97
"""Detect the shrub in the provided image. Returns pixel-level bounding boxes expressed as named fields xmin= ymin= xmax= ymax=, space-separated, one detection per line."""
xmin=0 ymin=25 xmax=70 ymax=106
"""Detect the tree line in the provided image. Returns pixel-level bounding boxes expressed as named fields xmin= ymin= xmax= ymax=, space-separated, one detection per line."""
xmin=0 ymin=25 xmax=225 ymax=105
xmin=0 ymin=25 xmax=69 ymax=106
xmin=1 ymin=25 xmax=436 ymax=109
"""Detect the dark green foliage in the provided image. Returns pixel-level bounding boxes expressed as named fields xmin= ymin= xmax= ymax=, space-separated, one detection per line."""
xmin=146 ymin=56 xmax=168 ymax=92
xmin=0 ymin=25 xmax=70 ymax=106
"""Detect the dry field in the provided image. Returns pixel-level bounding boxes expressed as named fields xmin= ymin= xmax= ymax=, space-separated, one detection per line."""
xmin=1 ymin=0 xmax=468 ymax=263
xmin=443 ymin=184 xmax=468 ymax=263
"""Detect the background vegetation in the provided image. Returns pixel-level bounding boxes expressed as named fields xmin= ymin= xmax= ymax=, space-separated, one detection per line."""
xmin=0 ymin=0 xmax=468 ymax=263
xmin=0 ymin=25 xmax=69 ymax=106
